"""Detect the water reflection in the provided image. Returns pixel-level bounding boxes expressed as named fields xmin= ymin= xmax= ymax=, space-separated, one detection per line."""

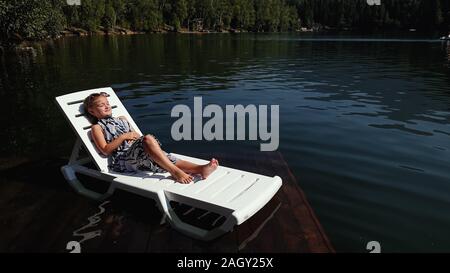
xmin=444 ymin=41 xmax=450 ymax=65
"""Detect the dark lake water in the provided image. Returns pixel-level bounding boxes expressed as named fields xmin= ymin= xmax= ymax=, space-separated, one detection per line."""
xmin=1 ymin=33 xmax=450 ymax=252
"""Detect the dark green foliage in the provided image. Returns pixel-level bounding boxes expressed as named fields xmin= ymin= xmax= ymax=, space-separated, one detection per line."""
xmin=79 ymin=0 xmax=106 ymax=31
xmin=103 ymin=0 xmax=117 ymax=29
xmin=125 ymin=0 xmax=162 ymax=31
xmin=1 ymin=0 xmax=449 ymax=44
xmin=0 ymin=0 xmax=65 ymax=43
xmin=290 ymin=0 xmax=449 ymax=32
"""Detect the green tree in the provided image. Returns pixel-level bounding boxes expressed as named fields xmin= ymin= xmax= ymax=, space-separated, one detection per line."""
xmin=126 ymin=0 xmax=162 ymax=31
xmin=64 ymin=4 xmax=80 ymax=27
xmin=79 ymin=0 xmax=106 ymax=31
xmin=103 ymin=0 xmax=117 ymax=29
xmin=173 ymin=0 xmax=188 ymax=30
xmin=279 ymin=4 xmax=299 ymax=31
xmin=0 ymin=0 xmax=65 ymax=43
xmin=231 ymin=0 xmax=255 ymax=30
xmin=255 ymin=0 xmax=282 ymax=32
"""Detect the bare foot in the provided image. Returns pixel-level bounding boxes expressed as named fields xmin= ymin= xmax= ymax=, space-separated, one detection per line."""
xmin=170 ymin=168 xmax=193 ymax=184
xmin=201 ymin=158 xmax=219 ymax=179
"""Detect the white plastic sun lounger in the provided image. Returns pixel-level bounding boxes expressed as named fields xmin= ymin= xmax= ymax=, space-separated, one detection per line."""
xmin=55 ymin=87 xmax=282 ymax=241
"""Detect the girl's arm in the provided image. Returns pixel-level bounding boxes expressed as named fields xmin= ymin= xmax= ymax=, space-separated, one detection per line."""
xmin=91 ymin=124 xmax=131 ymax=156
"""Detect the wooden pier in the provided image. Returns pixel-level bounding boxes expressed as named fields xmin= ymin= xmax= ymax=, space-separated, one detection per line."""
xmin=0 ymin=151 xmax=334 ymax=253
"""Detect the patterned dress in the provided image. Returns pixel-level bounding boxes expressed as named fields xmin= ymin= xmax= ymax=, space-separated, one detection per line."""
xmin=97 ymin=116 xmax=178 ymax=173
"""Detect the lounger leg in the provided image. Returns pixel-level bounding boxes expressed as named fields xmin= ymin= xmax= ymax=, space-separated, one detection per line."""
xmin=61 ymin=165 xmax=115 ymax=201
xmin=160 ymin=214 xmax=167 ymax=225
xmin=69 ymin=138 xmax=83 ymax=165
xmin=155 ymin=191 xmax=237 ymax=241
xmin=61 ymin=138 xmax=116 ymax=201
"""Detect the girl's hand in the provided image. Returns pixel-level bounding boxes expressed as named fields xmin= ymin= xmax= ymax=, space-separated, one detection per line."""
xmin=121 ymin=132 xmax=140 ymax=141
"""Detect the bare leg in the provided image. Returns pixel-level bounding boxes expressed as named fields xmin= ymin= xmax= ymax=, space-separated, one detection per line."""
xmin=143 ymin=135 xmax=192 ymax=184
xmin=175 ymin=160 xmax=203 ymax=174
xmin=176 ymin=158 xmax=219 ymax=179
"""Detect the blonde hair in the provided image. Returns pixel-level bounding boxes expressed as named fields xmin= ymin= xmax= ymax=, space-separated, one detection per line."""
xmin=83 ymin=92 xmax=109 ymax=124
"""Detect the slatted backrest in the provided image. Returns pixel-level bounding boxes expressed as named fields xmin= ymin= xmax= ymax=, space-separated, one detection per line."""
xmin=55 ymin=87 xmax=143 ymax=172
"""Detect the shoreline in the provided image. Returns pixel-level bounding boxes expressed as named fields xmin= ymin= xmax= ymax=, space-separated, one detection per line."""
xmin=2 ymin=26 xmax=316 ymax=52
xmin=2 ymin=26 xmax=438 ymax=53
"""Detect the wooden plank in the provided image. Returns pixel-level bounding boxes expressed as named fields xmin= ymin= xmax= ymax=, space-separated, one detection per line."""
xmin=91 ymin=192 xmax=153 ymax=252
xmin=46 ymin=196 xmax=104 ymax=252
xmin=270 ymin=152 xmax=334 ymax=252
xmin=0 ymin=179 xmax=26 ymax=212
xmin=7 ymin=191 xmax=76 ymax=252
xmin=238 ymin=151 xmax=291 ymax=252
xmin=146 ymin=221 xmax=173 ymax=252
xmin=200 ymin=151 xmax=279 ymax=253
xmin=0 ymin=182 xmax=53 ymax=252
xmin=0 ymin=151 xmax=334 ymax=253
xmin=206 ymin=152 xmax=257 ymax=253
xmin=238 ymin=195 xmax=284 ymax=252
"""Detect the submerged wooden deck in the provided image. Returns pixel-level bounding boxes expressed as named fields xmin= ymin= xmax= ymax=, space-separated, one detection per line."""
xmin=0 ymin=151 xmax=334 ymax=253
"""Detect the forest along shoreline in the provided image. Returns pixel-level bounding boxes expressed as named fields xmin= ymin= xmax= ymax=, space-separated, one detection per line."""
xmin=0 ymin=0 xmax=301 ymax=51
xmin=1 ymin=0 xmax=449 ymax=52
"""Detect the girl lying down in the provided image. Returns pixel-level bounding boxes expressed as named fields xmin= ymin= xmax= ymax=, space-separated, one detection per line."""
xmin=83 ymin=92 xmax=218 ymax=184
